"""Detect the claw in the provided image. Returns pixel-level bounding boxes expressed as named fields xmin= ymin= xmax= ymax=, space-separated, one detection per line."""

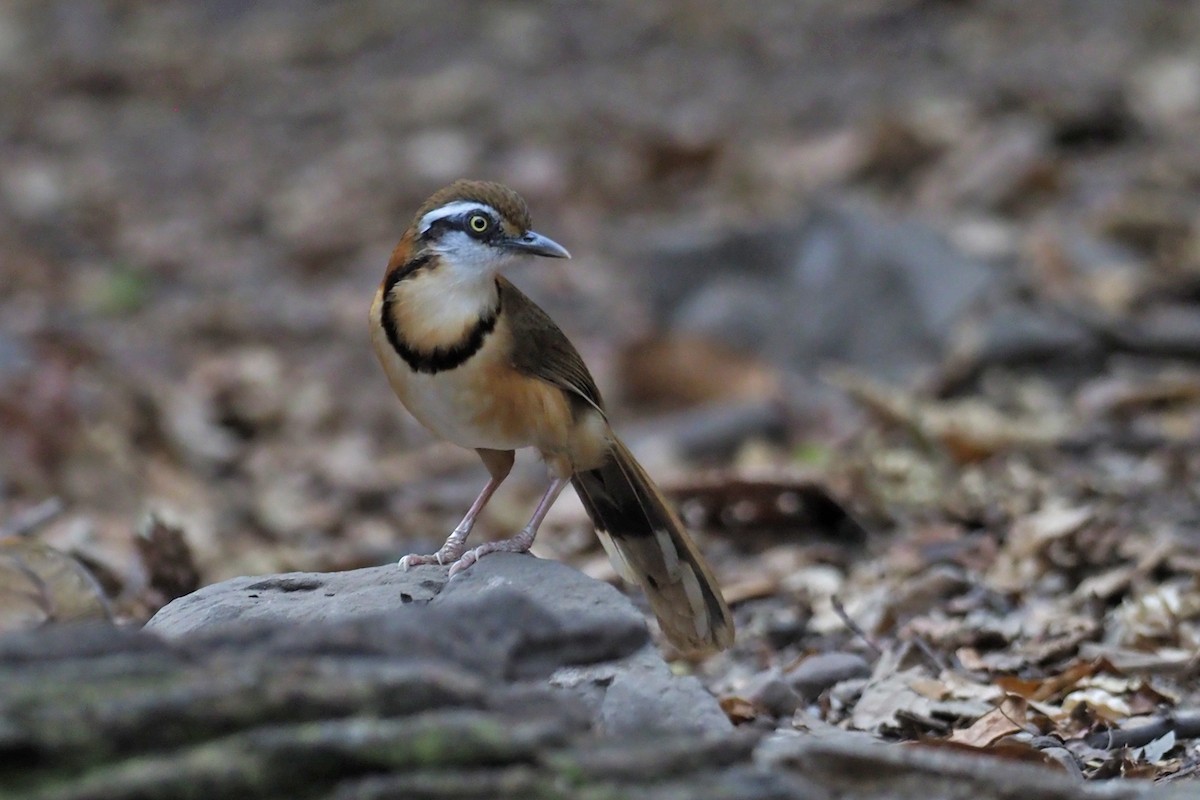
xmin=447 ymin=549 xmax=478 ymax=578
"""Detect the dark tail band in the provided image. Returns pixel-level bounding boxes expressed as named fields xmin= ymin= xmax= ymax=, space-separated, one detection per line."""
xmin=572 ymin=437 xmax=734 ymax=653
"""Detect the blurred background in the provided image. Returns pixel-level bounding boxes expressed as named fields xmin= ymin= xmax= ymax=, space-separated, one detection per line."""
xmin=3 ymin=0 xmax=1200 ymax=660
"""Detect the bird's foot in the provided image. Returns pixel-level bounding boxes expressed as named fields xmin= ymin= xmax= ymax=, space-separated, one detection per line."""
xmin=447 ymin=527 xmax=537 ymax=578
xmin=398 ymin=536 xmax=467 ymax=571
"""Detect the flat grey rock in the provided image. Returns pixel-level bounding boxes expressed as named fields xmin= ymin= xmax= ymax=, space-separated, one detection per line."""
xmin=146 ymin=564 xmax=441 ymax=636
xmin=434 ymin=554 xmax=732 ymax=736
xmin=553 ymin=647 xmax=733 ymax=736
xmin=146 ymin=552 xmax=731 ymax=736
xmin=430 ymin=552 xmax=648 ymax=641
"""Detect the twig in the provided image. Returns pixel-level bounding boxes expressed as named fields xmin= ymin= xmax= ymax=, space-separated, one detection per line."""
xmin=911 ymin=635 xmax=950 ymax=674
xmin=1085 ymin=712 xmax=1200 ymax=750
xmin=1161 ymin=760 xmax=1200 ymax=783
xmin=831 ymin=595 xmax=883 ymax=656
xmin=0 ymin=498 xmax=64 ymax=539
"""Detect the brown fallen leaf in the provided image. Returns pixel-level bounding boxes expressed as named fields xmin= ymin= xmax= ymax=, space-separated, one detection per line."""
xmin=827 ymin=368 xmax=1072 ymax=462
xmin=1062 ymin=688 xmax=1131 ymax=721
xmin=135 ymin=513 xmax=201 ymax=608
xmin=1010 ymin=502 xmax=1094 ymax=554
xmin=949 ymin=695 xmax=1038 ymax=747
xmin=619 ymin=335 xmax=780 ymax=410
xmin=665 ymin=472 xmax=868 ymax=540
xmin=1077 ymin=368 xmax=1200 ymax=419
xmin=997 ymin=658 xmax=1099 ymax=703
xmin=719 ymin=695 xmax=760 ymax=725
xmin=1076 ymin=644 xmax=1194 ymax=675
xmin=0 ymin=539 xmax=111 ymax=633
xmin=851 ymin=668 xmax=995 ymax=733
xmin=720 ymin=573 xmax=782 ymax=605
xmin=1109 ymin=580 xmax=1200 ymax=649
xmin=989 ymin=501 xmax=1097 ymax=592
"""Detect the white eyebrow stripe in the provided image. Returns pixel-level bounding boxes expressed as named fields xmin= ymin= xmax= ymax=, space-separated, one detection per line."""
xmin=417 ymin=201 xmax=498 ymax=234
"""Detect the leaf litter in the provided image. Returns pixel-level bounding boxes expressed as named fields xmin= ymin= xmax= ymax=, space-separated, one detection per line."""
xmin=692 ymin=360 xmax=1200 ymax=783
xmin=2 ymin=2 xmax=1200 ymax=788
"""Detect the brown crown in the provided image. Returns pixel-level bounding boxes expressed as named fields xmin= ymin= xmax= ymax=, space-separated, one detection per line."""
xmin=413 ymin=180 xmax=533 ymax=233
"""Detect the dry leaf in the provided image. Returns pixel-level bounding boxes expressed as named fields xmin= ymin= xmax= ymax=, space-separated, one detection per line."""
xmin=828 ymin=369 xmax=1071 ymax=462
xmin=135 ymin=513 xmax=200 ymax=605
xmin=851 ymin=668 xmax=993 ymax=732
xmin=0 ymin=539 xmax=111 ymax=633
xmin=719 ymin=695 xmax=760 ymax=725
xmin=1010 ymin=503 xmax=1094 ymax=553
xmin=1110 ymin=582 xmax=1200 ymax=648
xmin=1139 ymin=730 xmax=1175 ymax=764
xmin=619 ymin=335 xmax=780 ymax=410
xmin=1062 ymin=689 xmax=1132 ymax=721
xmin=667 ymin=472 xmax=866 ymax=538
xmin=948 ymin=695 xmax=1031 ymax=746
xmin=997 ymin=659 xmax=1097 ymax=703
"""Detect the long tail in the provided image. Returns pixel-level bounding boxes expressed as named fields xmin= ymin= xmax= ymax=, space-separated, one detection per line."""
xmin=571 ymin=437 xmax=734 ymax=654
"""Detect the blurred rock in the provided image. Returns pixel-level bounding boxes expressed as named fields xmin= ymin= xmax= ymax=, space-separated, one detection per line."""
xmin=1104 ymin=304 xmax=1200 ymax=359
xmin=1 ymin=157 xmax=67 ymax=223
xmin=640 ymin=200 xmax=1002 ymax=381
xmin=941 ymin=305 xmax=1102 ymax=390
xmin=625 ymin=400 xmax=790 ymax=467
xmin=1129 ymin=57 xmax=1200 ymax=129
xmin=746 ymin=667 xmax=802 ymax=718
xmin=0 ymin=3 xmax=24 ymax=73
xmin=0 ymin=330 xmax=32 ymax=377
xmin=786 ymin=652 xmax=871 ymax=701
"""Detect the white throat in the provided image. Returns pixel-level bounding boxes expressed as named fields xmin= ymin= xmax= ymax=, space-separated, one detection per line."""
xmin=393 ymin=255 xmax=499 ymax=347
xmin=414 ymin=200 xmax=516 ymax=322
xmin=428 ymin=230 xmax=514 ymax=276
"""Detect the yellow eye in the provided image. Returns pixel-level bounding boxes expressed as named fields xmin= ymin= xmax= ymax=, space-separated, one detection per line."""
xmin=468 ymin=214 xmax=490 ymax=233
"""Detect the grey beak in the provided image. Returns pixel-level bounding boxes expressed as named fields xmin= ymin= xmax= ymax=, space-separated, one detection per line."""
xmin=507 ymin=230 xmax=571 ymax=259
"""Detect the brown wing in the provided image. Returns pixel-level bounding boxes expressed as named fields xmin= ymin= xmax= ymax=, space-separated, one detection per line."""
xmin=498 ymin=277 xmax=605 ymax=414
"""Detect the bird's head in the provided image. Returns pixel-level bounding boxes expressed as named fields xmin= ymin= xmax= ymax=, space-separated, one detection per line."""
xmin=410 ymin=180 xmax=570 ymax=273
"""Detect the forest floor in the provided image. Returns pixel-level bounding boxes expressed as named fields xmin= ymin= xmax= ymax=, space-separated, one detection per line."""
xmin=3 ymin=0 xmax=1200 ymax=785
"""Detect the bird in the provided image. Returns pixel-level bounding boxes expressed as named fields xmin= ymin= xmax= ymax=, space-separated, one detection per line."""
xmin=370 ymin=179 xmax=734 ymax=654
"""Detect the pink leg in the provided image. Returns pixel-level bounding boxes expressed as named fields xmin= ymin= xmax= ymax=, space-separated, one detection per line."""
xmin=399 ymin=449 xmax=514 ymax=570
xmin=448 ymin=477 xmax=569 ymax=577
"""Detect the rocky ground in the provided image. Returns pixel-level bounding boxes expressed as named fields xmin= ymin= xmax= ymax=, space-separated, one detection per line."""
xmin=3 ymin=554 xmax=1194 ymax=799
xmin=4 ymin=0 xmax=1200 ymax=791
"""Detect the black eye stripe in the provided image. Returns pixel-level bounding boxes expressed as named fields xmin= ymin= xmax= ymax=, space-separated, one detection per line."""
xmin=420 ymin=209 xmax=500 ymax=242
